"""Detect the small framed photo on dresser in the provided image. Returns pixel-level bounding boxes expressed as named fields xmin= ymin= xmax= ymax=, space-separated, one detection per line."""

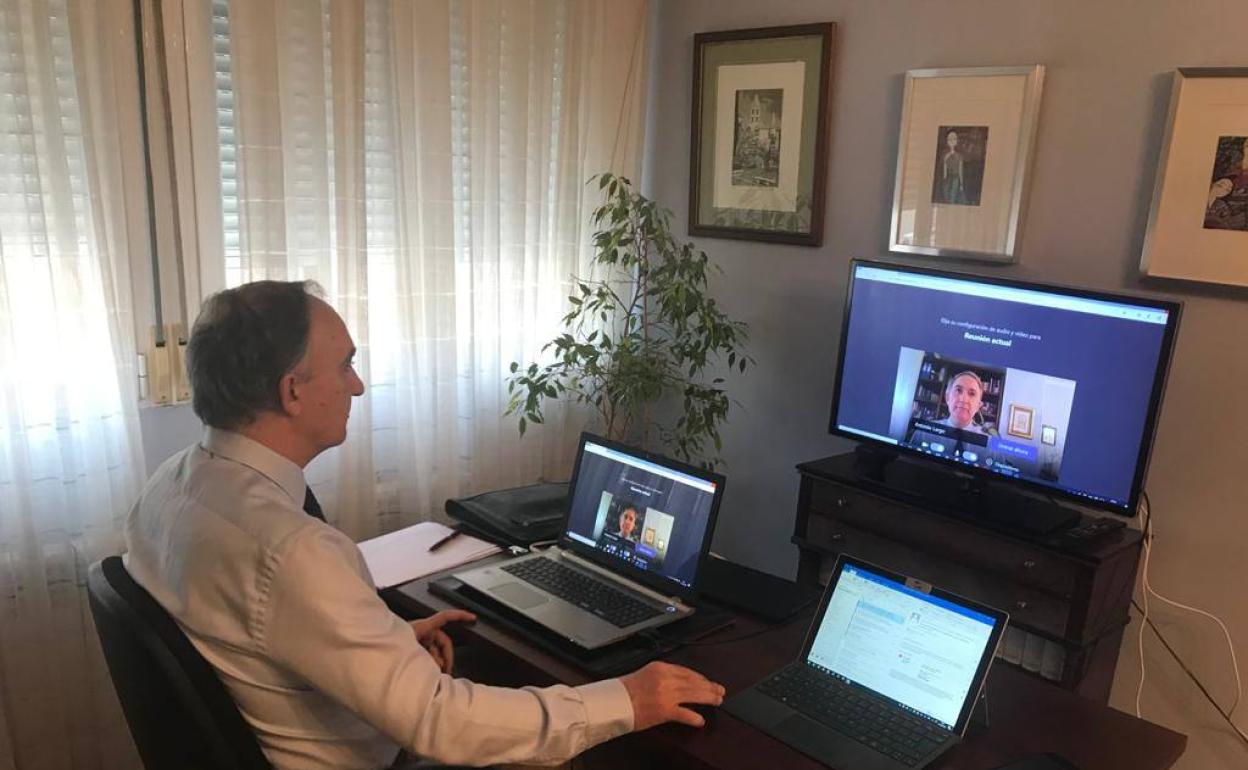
xmin=888 ymin=66 xmax=1045 ymax=263
xmin=689 ymin=23 xmax=836 ymax=246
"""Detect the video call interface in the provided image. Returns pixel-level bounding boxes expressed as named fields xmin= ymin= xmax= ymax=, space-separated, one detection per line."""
xmin=564 ymin=442 xmax=717 ymax=590
xmin=834 ymin=265 xmax=1172 ymax=509
xmin=807 ymin=564 xmax=998 ymax=730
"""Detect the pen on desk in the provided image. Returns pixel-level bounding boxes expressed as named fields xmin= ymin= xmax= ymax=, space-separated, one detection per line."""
xmin=427 ymin=529 xmax=462 ymax=553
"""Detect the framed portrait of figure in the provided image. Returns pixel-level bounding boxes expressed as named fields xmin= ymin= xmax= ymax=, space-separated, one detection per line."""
xmin=1140 ymin=69 xmax=1248 ymax=287
xmin=689 ymin=23 xmax=835 ymax=246
xmin=888 ymin=66 xmax=1045 ymax=263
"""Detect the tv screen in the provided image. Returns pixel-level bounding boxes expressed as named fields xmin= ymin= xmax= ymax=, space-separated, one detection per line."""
xmin=829 ymin=261 xmax=1181 ymax=516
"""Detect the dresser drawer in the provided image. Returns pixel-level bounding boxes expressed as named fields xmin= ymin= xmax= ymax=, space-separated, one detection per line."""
xmin=803 ymin=515 xmax=1071 ymax=639
xmin=808 ymin=481 xmax=1081 ymax=599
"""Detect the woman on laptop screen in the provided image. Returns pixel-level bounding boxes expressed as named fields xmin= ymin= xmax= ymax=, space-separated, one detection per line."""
xmin=612 ymin=501 xmax=642 ymax=543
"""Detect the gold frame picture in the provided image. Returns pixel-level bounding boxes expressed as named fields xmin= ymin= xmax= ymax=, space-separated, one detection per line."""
xmin=1007 ymin=404 xmax=1035 ymax=439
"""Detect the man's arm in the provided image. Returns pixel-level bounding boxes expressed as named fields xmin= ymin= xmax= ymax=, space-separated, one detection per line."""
xmin=259 ymin=527 xmax=718 ymax=766
xmin=260 ymin=526 xmax=631 ymax=765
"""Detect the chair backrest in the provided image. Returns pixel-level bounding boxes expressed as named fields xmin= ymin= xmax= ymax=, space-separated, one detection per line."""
xmin=87 ymin=556 xmax=272 ymax=770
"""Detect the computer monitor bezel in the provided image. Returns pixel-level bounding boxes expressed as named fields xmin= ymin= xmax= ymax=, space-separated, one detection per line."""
xmin=559 ymin=432 xmax=726 ymax=601
xmin=802 ymin=554 xmax=1008 ymax=737
xmin=827 ymin=258 xmax=1182 ymax=517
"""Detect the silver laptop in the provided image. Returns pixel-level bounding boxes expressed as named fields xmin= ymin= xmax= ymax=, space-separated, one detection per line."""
xmin=453 ymin=433 xmax=725 ymax=649
xmin=726 ymin=555 xmax=1008 ymax=769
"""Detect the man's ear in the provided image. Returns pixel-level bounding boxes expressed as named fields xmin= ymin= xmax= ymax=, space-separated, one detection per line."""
xmin=278 ymin=372 xmax=303 ymax=417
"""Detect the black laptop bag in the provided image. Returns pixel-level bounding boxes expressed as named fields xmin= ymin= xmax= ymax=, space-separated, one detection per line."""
xmin=444 ymin=482 xmax=568 ymax=547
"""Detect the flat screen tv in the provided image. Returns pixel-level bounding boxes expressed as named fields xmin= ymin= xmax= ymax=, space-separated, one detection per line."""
xmin=829 ymin=260 xmax=1181 ymax=518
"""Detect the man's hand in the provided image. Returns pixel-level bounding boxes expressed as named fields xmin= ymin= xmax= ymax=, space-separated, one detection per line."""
xmin=409 ymin=609 xmax=476 ymax=674
xmin=619 ymin=661 xmax=726 ymax=730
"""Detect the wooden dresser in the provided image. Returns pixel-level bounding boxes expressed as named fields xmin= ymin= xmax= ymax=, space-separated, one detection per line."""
xmin=792 ymin=453 xmax=1142 ymax=703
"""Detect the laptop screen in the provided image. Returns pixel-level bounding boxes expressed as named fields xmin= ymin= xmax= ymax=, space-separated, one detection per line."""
xmin=805 ymin=563 xmax=998 ymax=730
xmin=563 ymin=439 xmax=719 ymax=591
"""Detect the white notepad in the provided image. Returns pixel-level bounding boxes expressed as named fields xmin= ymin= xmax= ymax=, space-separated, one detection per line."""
xmin=358 ymin=522 xmax=500 ymax=589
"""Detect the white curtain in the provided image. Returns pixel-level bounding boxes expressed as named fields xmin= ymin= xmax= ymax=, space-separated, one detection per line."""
xmin=0 ymin=1 xmax=147 ymax=768
xmin=193 ymin=0 xmax=650 ymax=540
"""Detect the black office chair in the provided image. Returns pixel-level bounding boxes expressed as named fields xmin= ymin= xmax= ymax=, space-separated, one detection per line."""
xmin=87 ymin=556 xmax=272 ymax=770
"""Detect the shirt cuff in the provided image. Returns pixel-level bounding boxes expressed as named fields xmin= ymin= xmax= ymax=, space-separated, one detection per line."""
xmin=575 ymin=678 xmax=635 ymax=745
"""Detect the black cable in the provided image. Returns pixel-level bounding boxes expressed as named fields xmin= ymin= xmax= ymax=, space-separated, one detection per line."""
xmin=1133 ymin=490 xmax=1248 ymax=749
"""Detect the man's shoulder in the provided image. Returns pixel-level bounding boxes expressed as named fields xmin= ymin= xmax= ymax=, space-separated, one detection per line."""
xmin=127 ymin=441 xmax=368 ymax=600
xmin=133 ymin=441 xmax=315 ymax=551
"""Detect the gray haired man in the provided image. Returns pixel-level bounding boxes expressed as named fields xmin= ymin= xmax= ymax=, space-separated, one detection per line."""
xmin=124 ymin=280 xmax=724 ymax=770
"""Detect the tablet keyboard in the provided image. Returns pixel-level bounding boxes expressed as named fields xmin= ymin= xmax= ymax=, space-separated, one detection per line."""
xmin=758 ymin=663 xmax=950 ymax=766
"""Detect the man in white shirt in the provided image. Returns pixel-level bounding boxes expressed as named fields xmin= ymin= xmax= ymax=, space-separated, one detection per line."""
xmin=124 ymin=280 xmax=724 ymax=770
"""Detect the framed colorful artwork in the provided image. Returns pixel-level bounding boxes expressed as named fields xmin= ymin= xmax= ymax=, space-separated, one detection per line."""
xmin=1140 ymin=68 xmax=1248 ymax=286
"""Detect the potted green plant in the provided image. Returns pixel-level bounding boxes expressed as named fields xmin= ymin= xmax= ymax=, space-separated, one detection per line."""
xmin=506 ymin=174 xmax=752 ymax=468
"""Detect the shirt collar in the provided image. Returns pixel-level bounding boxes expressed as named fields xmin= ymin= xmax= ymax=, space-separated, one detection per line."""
xmin=201 ymin=427 xmax=307 ymax=507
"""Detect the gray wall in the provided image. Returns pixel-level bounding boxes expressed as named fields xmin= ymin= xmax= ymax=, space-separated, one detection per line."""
xmin=645 ymin=2 xmax=1248 ymax=768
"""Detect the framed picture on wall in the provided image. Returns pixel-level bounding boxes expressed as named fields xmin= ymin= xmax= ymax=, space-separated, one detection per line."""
xmin=689 ymin=23 xmax=835 ymax=246
xmin=1140 ymin=68 xmax=1248 ymax=287
xmin=1007 ymin=404 xmax=1035 ymax=439
xmin=888 ymin=66 xmax=1045 ymax=263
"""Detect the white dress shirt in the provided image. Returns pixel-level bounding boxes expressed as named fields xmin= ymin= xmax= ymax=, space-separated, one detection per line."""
xmin=124 ymin=428 xmax=634 ymax=770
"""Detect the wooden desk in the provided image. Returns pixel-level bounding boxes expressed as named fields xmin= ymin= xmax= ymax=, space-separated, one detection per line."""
xmin=388 ymin=569 xmax=1185 ymax=770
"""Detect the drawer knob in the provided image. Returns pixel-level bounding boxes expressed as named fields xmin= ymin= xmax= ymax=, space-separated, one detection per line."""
xmin=830 ymin=532 xmax=845 ymax=542
xmin=1015 ymin=600 xmax=1029 ymax=610
xmin=1022 ymin=560 xmax=1036 ymax=570
xmin=836 ymin=497 xmax=850 ymax=508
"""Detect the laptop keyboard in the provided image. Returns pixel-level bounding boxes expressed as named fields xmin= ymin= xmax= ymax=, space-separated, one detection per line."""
xmin=501 ymin=558 xmax=664 ymax=628
xmin=757 ymin=663 xmax=950 ymax=767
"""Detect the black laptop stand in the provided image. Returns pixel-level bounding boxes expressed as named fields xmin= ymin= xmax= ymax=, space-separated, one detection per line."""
xmin=428 ymin=575 xmax=734 ymax=678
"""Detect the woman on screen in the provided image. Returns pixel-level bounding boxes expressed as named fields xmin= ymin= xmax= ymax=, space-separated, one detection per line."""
xmin=614 ymin=504 xmax=641 ymax=542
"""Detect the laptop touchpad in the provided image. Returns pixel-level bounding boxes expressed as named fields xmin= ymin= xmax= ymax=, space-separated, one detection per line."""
xmin=491 ymin=582 xmax=549 ymax=609
xmin=773 ymin=713 xmax=849 ymax=757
